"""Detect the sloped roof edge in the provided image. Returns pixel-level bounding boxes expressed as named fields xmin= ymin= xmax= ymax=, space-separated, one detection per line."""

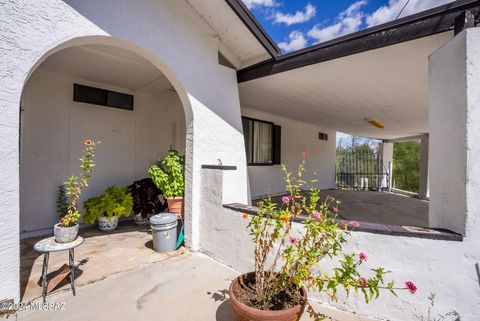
xmin=224 ymin=0 xmax=280 ymax=58
xmin=235 ymin=0 xmax=480 ymax=82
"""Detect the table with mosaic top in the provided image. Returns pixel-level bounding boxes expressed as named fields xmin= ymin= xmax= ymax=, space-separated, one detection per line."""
xmin=34 ymin=236 xmax=84 ymax=303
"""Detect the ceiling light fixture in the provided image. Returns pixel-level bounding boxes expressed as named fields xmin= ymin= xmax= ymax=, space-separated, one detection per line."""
xmin=366 ymin=119 xmax=384 ymax=129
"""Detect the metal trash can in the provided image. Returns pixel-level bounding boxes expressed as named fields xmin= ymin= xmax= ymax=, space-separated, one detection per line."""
xmin=150 ymin=213 xmax=178 ymax=253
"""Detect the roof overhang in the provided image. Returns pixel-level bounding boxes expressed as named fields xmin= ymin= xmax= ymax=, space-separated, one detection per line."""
xmin=237 ymin=0 xmax=480 ymax=82
xmin=224 ymin=0 xmax=280 ymax=58
xmin=239 ymin=32 xmax=453 ymax=140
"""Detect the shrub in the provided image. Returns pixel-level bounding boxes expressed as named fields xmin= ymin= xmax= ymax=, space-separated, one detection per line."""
xmin=83 ymin=186 xmax=133 ymax=224
xmin=148 ymin=149 xmax=184 ymax=198
xmin=60 ymin=139 xmax=99 ymax=227
xmin=128 ymin=178 xmax=167 ymax=218
xmin=244 ymin=154 xmax=416 ymax=320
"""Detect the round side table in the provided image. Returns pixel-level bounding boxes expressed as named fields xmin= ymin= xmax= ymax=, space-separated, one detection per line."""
xmin=34 ymin=236 xmax=84 ymax=303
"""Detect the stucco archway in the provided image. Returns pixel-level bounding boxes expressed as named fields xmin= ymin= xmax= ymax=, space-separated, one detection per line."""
xmin=17 ymin=35 xmax=195 ymax=298
xmin=20 ymin=35 xmax=194 ymax=224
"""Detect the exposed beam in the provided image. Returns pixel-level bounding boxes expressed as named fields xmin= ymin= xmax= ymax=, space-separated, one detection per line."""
xmin=454 ymin=9 xmax=476 ymax=35
xmin=237 ymin=0 xmax=480 ymax=83
xmin=224 ymin=0 xmax=280 ymax=58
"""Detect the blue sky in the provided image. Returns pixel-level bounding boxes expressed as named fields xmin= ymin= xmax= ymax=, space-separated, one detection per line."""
xmin=243 ymin=0 xmax=453 ymax=53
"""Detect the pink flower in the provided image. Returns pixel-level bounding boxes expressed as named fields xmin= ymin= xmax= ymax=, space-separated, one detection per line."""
xmin=302 ymin=151 xmax=309 ymax=158
xmin=350 ymin=221 xmax=360 ymax=228
xmin=360 ymin=277 xmax=367 ymax=288
xmin=359 ymin=252 xmax=367 ymax=261
xmin=282 ymin=195 xmax=291 ymax=204
xmin=332 ymin=207 xmax=339 ymax=213
xmin=319 ymin=232 xmax=327 ymax=239
xmin=289 ymin=236 xmax=298 ymax=245
xmin=405 ymin=281 xmax=417 ymax=294
xmin=312 ymin=212 xmax=321 ymax=220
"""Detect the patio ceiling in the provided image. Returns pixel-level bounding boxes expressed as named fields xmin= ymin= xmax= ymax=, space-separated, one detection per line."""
xmin=238 ymin=32 xmax=452 ymax=140
xmin=37 ymin=44 xmax=172 ymax=94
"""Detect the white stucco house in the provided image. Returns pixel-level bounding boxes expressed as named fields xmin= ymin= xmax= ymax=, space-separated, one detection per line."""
xmin=1 ymin=0 xmax=480 ymax=320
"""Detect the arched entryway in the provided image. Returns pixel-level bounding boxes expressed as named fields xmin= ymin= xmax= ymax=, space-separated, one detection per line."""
xmin=18 ymin=36 xmax=194 ymax=300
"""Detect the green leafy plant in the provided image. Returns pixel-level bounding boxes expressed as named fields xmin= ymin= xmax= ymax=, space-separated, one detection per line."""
xmin=60 ymin=139 xmax=100 ymax=227
xmin=148 ymin=149 xmax=185 ymax=198
xmin=243 ymin=153 xmax=416 ymax=320
xmin=83 ymin=186 xmax=133 ymax=224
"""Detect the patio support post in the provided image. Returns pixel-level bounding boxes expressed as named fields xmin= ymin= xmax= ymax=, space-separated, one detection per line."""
xmin=429 ymin=28 xmax=480 ymax=235
xmin=418 ymin=134 xmax=430 ymax=199
xmin=379 ymin=141 xmax=393 ymax=191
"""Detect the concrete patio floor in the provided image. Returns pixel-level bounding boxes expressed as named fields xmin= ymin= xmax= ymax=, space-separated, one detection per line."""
xmin=20 ymin=222 xmax=184 ymax=302
xmin=255 ymin=189 xmax=429 ymax=227
xmin=18 ymin=252 xmax=376 ymax=321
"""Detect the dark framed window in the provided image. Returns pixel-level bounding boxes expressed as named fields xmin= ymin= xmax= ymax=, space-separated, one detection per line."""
xmin=73 ymin=83 xmax=134 ymax=110
xmin=242 ymin=116 xmax=281 ymax=166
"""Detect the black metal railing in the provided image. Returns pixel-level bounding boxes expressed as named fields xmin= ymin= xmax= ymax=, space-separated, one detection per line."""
xmin=336 ymin=147 xmax=388 ymax=191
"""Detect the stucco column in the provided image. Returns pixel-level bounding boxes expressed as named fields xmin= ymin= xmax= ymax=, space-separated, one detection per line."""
xmin=418 ymin=134 xmax=429 ymax=199
xmin=379 ymin=141 xmax=393 ymax=191
xmin=429 ymin=28 xmax=480 ymax=235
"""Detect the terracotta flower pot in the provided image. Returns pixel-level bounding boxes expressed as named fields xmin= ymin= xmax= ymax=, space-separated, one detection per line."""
xmin=229 ymin=272 xmax=307 ymax=321
xmin=167 ymin=197 xmax=184 ymax=217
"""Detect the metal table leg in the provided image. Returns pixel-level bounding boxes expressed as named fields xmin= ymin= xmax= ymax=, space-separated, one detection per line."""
xmin=69 ymin=248 xmax=76 ymax=296
xmin=41 ymin=252 xmax=49 ymax=304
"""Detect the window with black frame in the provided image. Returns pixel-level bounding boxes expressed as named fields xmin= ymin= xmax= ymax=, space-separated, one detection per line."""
xmin=242 ymin=116 xmax=281 ymax=166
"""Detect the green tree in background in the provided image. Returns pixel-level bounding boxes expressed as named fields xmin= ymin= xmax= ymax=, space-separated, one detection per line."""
xmin=393 ymin=140 xmax=420 ymax=193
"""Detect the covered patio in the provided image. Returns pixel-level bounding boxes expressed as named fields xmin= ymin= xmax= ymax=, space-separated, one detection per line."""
xmin=254 ymin=189 xmax=429 ymax=227
xmin=239 ymin=18 xmax=445 ymax=230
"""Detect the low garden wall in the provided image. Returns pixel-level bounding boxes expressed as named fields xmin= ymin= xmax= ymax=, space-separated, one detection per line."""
xmin=198 ymin=167 xmax=480 ymax=321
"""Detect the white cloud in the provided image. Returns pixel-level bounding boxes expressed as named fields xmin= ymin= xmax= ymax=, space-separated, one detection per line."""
xmin=242 ymin=0 xmax=276 ymax=9
xmin=366 ymin=0 xmax=454 ymax=27
xmin=278 ymin=31 xmax=308 ymax=53
xmin=274 ymin=4 xmax=316 ymax=26
xmin=307 ymin=0 xmax=366 ymax=44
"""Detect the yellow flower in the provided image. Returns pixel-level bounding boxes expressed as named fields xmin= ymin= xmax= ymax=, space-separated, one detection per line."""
xmin=242 ymin=213 xmax=249 ymax=219
xmin=281 ymin=214 xmax=291 ymax=222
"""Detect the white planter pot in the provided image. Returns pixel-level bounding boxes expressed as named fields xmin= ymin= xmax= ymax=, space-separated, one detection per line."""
xmin=54 ymin=223 xmax=79 ymax=243
xmin=97 ymin=216 xmax=119 ymax=232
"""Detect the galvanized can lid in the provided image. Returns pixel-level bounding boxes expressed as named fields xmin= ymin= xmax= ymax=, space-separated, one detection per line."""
xmin=150 ymin=213 xmax=178 ymax=226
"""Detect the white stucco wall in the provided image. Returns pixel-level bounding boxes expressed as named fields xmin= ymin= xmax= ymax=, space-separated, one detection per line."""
xmin=241 ymin=107 xmax=336 ymax=198
xmin=199 ymin=29 xmax=480 ymax=321
xmin=200 ymin=170 xmax=480 ymax=321
xmin=20 ymin=69 xmax=185 ymax=236
xmin=0 ymin=0 xmax=249 ymax=301
xmin=428 ymin=29 xmax=475 ymax=235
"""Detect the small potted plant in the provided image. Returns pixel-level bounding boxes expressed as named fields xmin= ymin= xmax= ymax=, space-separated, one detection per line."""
xmin=148 ymin=149 xmax=185 ymax=217
xmin=128 ymin=178 xmax=167 ymax=225
xmin=230 ymin=153 xmax=417 ymax=321
xmin=54 ymin=139 xmax=99 ymax=243
xmin=83 ymin=185 xmax=133 ymax=232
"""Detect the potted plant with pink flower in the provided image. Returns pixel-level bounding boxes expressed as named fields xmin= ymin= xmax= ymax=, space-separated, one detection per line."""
xmin=54 ymin=139 xmax=99 ymax=243
xmin=229 ymin=153 xmax=416 ymax=321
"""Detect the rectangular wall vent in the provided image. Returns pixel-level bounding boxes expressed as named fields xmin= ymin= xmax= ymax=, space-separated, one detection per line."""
xmin=319 ymin=132 xmax=328 ymax=141
xmin=73 ymin=84 xmax=134 ymax=110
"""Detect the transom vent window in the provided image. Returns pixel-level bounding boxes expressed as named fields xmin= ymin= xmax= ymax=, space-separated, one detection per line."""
xmin=242 ymin=116 xmax=281 ymax=166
